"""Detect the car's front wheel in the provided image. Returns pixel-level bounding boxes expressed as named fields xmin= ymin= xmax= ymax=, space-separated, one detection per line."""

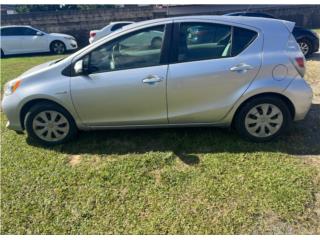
xmin=24 ymin=103 xmax=77 ymax=145
xmin=50 ymin=41 xmax=66 ymax=55
xmin=234 ymin=96 xmax=292 ymax=142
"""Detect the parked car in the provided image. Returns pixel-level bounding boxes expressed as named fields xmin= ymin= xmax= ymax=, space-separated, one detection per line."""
xmin=89 ymin=21 xmax=134 ymax=44
xmin=2 ymin=16 xmax=313 ymax=145
xmin=224 ymin=12 xmax=319 ymax=57
xmin=0 ymin=25 xmax=78 ymax=57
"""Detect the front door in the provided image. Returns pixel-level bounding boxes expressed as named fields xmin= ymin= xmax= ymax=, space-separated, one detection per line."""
xmin=167 ymin=21 xmax=263 ymax=123
xmin=70 ymin=24 xmax=170 ymax=126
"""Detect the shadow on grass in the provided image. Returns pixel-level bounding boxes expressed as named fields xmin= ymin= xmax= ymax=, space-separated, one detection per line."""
xmin=27 ymin=104 xmax=320 ymax=160
xmin=308 ymin=52 xmax=320 ymax=61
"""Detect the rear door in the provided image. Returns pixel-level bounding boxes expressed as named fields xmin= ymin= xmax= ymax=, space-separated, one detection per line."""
xmin=167 ymin=20 xmax=263 ymax=123
xmin=0 ymin=27 xmax=24 ymax=54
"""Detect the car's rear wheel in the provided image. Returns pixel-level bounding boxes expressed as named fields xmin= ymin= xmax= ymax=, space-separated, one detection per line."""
xmin=24 ymin=103 xmax=77 ymax=146
xmin=50 ymin=41 xmax=66 ymax=55
xmin=234 ymin=96 xmax=292 ymax=142
xmin=298 ymin=38 xmax=312 ymax=57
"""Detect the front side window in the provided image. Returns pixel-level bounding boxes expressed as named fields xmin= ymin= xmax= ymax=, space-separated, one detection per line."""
xmin=177 ymin=22 xmax=257 ymax=63
xmin=84 ymin=25 xmax=165 ymax=74
xmin=21 ymin=27 xmax=38 ymax=36
xmin=178 ymin=23 xmax=232 ymax=62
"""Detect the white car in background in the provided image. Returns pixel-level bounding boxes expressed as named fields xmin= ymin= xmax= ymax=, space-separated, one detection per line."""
xmin=0 ymin=25 xmax=78 ymax=57
xmin=89 ymin=21 xmax=134 ymax=44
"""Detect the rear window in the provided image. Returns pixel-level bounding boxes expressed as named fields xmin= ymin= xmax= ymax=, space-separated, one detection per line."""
xmin=111 ymin=23 xmax=131 ymax=32
xmin=232 ymin=27 xmax=258 ymax=56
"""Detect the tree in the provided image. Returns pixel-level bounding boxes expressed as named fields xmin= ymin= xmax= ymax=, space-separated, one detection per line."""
xmin=15 ymin=5 xmax=116 ymax=13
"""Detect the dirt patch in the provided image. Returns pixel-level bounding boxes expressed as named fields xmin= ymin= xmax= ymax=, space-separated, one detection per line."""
xmin=68 ymin=154 xmax=81 ymax=166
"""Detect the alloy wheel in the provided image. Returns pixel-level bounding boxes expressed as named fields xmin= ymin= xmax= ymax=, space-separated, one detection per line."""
xmin=299 ymin=41 xmax=309 ymax=56
xmin=52 ymin=42 xmax=65 ymax=54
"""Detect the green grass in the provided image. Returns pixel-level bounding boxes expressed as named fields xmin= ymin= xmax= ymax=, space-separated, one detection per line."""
xmin=1 ymin=55 xmax=319 ymax=234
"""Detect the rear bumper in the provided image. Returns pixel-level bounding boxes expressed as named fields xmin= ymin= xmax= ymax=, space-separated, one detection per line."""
xmin=283 ymin=77 xmax=313 ymax=121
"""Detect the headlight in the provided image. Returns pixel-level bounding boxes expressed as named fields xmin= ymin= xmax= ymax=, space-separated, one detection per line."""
xmin=4 ymin=79 xmax=21 ymax=96
xmin=64 ymin=37 xmax=75 ymax=41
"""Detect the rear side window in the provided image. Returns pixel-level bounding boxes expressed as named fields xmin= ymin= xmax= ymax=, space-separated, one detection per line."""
xmin=176 ymin=23 xmax=257 ymax=63
xmin=1 ymin=27 xmax=22 ymax=36
xmin=0 ymin=27 xmax=38 ymax=36
xmin=232 ymin=27 xmax=258 ymax=56
xmin=178 ymin=22 xmax=232 ymax=62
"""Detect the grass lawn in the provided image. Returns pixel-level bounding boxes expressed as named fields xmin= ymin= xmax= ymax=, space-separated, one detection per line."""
xmin=1 ymin=53 xmax=320 ymax=234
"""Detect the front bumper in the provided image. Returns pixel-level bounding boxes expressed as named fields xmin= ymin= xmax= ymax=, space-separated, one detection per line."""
xmin=66 ymin=40 xmax=78 ymax=50
xmin=1 ymin=94 xmax=23 ymax=131
xmin=283 ymin=77 xmax=313 ymax=121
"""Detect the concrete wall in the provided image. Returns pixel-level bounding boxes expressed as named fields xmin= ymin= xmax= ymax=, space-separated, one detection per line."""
xmin=1 ymin=6 xmax=159 ymax=47
xmin=1 ymin=5 xmax=319 ymax=48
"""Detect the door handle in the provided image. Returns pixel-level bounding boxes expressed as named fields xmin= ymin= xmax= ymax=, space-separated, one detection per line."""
xmin=230 ymin=63 xmax=254 ymax=73
xmin=142 ymin=75 xmax=163 ymax=84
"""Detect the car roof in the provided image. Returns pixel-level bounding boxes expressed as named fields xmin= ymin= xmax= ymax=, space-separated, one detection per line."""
xmin=0 ymin=25 xmax=33 ymax=28
xmin=122 ymin=15 xmax=294 ymax=33
xmin=109 ymin=21 xmax=134 ymax=25
xmin=224 ymin=12 xmax=275 ymax=18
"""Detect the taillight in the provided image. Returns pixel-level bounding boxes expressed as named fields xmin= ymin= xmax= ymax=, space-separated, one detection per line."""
xmin=90 ymin=32 xmax=96 ymax=38
xmin=295 ymin=57 xmax=305 ymax=68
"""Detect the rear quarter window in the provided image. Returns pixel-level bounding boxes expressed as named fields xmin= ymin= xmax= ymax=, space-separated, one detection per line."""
xmin=231 ymin=27 xmax=258 ymax=56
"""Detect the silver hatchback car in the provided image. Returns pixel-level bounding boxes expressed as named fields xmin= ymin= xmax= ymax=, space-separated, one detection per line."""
xmin=2 ymin=16 xmax=313 ymax=145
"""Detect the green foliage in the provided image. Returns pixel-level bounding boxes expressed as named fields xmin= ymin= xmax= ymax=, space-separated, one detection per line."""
xmin=14 ymin=5 xmax=116 ymax=13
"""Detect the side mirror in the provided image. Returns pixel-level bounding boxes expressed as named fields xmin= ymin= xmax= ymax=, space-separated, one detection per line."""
xmin=74 ymin=60 xmax=84 ymax=74
xmin=36 ymin=31 xmax=44 ymax=36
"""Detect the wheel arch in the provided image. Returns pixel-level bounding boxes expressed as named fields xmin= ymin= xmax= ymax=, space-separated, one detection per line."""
xmin=20 ymin=98 xmax=76 ymax=130
xmin=231 ymin=92 xmax=295 ymax=127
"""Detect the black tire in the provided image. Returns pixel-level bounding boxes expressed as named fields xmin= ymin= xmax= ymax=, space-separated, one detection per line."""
xmin=24 ymin=102 xmax=77 ymax=146
xmin=298 ymin=38 xmax=313 ymax=58
xmin=50 ymin=41 xmax=66 ymax=55
xmin=234 ymin=96 xmax=292 ymax=142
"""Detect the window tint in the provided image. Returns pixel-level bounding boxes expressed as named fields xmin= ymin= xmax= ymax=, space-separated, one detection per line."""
xmin=0 ymin=27 xmax=37 ymax=36
xmin=111 ymin=23 xmax=131 ymax=32
xmin=21 ymin=27 xmax=37 ymax=35
xmin=1 ymin=27 xmax=23 ymax=36
xmin=85 ymin=25 xmax=165 ymax=74
xmin=1 ymin=28 xmax=12 ymax=36
xmin=177 ymin=23 xmax=232 ymax=62
xmin=231 ymin=27 xmax=257 ymax=56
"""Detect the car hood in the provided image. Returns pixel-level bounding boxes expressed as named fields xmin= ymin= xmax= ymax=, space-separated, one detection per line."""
xmin=20 ymin=59 xmax=62 ymax=78
xmin=48 ymin=33 xmax=73 ymax=38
